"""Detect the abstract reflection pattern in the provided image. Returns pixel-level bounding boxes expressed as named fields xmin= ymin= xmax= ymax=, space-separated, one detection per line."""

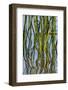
xmin=23 ymin=15 xmax=58 ymax=74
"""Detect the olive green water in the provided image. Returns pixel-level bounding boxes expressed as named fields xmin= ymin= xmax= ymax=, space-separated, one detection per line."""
xmin=23 ymin=15 xmax=57 ymax=74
